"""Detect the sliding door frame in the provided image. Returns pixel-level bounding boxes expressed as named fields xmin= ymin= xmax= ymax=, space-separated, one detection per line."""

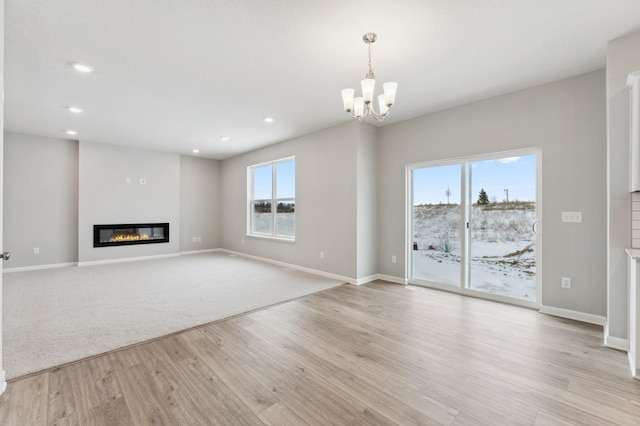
xmin=406 ymin=148 xmax=542 ymax=309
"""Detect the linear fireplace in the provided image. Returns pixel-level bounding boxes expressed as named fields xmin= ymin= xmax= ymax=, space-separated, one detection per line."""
xmin=93 ymin=223 xmax=170 ymax=248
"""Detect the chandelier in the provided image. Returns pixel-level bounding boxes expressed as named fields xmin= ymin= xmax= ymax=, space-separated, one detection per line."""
xmin=341 ymin=33 xmax=398 ymax=122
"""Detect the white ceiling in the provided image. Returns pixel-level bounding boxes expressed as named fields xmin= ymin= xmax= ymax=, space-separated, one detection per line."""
xmin=5 ymin=1 xmax=640 ymax=160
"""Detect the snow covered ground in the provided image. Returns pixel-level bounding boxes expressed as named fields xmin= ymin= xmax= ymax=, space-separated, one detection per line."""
xmin=412 ymin=203 xmax=536 ymax=301
xmin=253 ymin=212 xmax=295 ymax=237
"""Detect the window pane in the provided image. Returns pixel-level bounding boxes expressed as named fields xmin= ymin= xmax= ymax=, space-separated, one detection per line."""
xmin=276 ymin=160 xmax=295 ymax=199
xmin=276 ymin=201 xmax=295 ymax=237
xmin=253 ymin=165 xmax=272 ymax=199
xmin=252 ymin=201 xmax=271 ymax=234
xmin=411 ymin=164 xmax=462 ymax=286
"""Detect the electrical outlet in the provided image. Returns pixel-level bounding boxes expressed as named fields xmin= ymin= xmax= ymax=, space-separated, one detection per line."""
xmin=320 ymin=251 xmax=324 ymax=259
xmin=561 ymin=277 xmax=571 ymax=288
xmin=139 ymin=178 xmax=146 ymax=185
xmin=33 ymin=247 xmax=40 ymax=255
xmin=192 ymin=237 xmax=201 ymax=243
xmin=241 ymin=239 xmax=244 ymax=245
xmin=561 ymin=212 xmax=582 ymax=223
xmin=125 ymin=177 xmax=131 ymax=184
xmin=391 ymin=255 xmax=397 ymax=263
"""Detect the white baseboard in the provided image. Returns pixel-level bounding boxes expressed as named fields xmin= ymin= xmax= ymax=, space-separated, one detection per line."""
xmin=629 ymin=351 xmax=639 ymax=379
xmin=3 ymin=262 xmax=77 ymax=273
xmin=539 ymin=305 xmax=606 ymax=326
xmin=77 ymin=253 xmax=179 ymax=267
xmin=355 ymin=274 xmax=378 ymax=286
xmin=0 ymin=370 xmax=6 ymax=395
xmin=179 ymin=248 xmax=221 ymax=256
xmin=605 ymin=334 xmax=629 ymax=351
xmin=375 ymin=274 xmax=408 ymax=285
xmin=222 ymin=249 xmax=355 ymax=284
xmin=3 ymin=250 xmax=223 ymax=273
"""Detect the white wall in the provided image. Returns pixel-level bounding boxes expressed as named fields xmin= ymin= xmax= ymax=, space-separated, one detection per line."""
xmin=221 ymin=122 xmax=361 ymax=280
xmin=78 ymin=142 xmax=180 ymax=263
xmin=606 ymin=30 xmax=640 ymax=340
xmin=179 ymin=155 xmax=221 ymax=251
xmin=377 ymin=70 xmax=607 ymax=316
xmin=3 ymin=133 xmax=78 ymax=268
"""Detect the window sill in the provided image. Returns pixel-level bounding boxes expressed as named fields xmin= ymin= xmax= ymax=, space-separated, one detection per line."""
xmin=246 ymin=234 xmax=296 ymax=243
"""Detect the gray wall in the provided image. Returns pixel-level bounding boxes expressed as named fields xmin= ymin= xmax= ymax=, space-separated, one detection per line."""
xmin=1 ymin=0 xmax=5 ymax=383
xmin=180 ymin=155 xmax=221 ymax=251
xmin=221 ymin=122 xmax=360 ymax=279
xmin=606 ymin=30 xmax=640 ymax=339
xmin=377 ymin=70 xmax=607 ymax=316
xmin=356 ymin=124 xmax=378 ymax=279
xmin=78 ymin=142 xmax=180 ymax=263
xmin=3 ymin=132 xmax=78 ymax=268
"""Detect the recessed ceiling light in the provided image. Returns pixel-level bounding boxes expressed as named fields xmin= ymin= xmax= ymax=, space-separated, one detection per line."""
xmin=65 ymin=130 xmax=78 ymax=136
xmin=263 ymin=117 xmax=274 ymax=123
xmin=192 ymin=149 xmax=200 ymax=154
xmin=67 ymin=106 xmax=84 ymax=114
xmin=71 ymin=62 xmax=94 ymax=73
xmin=219 ymin=136 xmax=230 ymax=141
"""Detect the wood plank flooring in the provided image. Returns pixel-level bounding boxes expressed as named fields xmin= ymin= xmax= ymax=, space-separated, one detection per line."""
xmin=1 ymin=281 xmax=639 ymax=425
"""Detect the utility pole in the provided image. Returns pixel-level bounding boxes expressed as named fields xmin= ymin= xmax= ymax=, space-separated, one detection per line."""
xmin=504 ymin=188 xmax=509 ymax=203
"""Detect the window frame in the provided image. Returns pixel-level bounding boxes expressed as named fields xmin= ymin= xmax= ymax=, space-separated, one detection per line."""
xmin=247 ymin=156 xmax=296 ymax=241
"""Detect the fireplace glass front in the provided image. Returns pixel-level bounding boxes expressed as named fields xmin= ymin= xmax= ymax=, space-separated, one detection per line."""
xmin=93 ymin=223 xmax=170 ymax=247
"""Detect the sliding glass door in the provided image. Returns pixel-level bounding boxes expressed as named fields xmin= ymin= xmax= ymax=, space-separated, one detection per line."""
xmin=409 ymin=151 xmax=540 ymax=306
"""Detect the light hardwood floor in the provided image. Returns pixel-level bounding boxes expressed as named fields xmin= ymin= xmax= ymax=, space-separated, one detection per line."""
xmin=1 ymin=281 xmax=639 ymax=425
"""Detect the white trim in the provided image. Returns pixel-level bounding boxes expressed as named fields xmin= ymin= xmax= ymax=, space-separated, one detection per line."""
xmin=629 ymin=351 xmax=639 ymax=380
xmin=3 ymin=262 xmax=77 ymax=273
xmin=2 ymin=250 xmax=223 ymax=273
xmin=406 ymin=148 xmax=543 ymax=309
xmin=604 ymin=320 xmax=630 ymax=351
xmin=0 ymin=370 xmax=6 ymax=395
xmin=412 ymin=280 xmax=539 ymax=309
xmin=245 ymin=234 xmax=296 ymax=243
xmin=539 ymin=305 xmax=606 ymax=326
xmin=355 ymin=274 xmax=378 ymax=286
xmin=376 ymin=274 xmax=408 ymax=285
xmin=179 ymin=248 xmax=221 ymax=256
xmin=222 ymin=249 xmax=353 ymax=284
xmin=604 ymin=335 xmax=630 ymax=351
xmin=77 ymin=253 xmax=179 ymax=267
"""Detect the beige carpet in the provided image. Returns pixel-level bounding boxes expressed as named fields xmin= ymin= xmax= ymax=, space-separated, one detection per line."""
xmin=3 ymin=252 xmax=343 ymax=379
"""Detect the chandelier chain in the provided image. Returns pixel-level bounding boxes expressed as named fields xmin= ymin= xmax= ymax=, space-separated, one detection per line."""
xmin=367 ymin=41 xmax=375 ymax=79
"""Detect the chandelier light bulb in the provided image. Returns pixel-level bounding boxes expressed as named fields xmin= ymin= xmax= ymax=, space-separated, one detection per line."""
xmin=354 ymin=97 xmax=365 ymax=118
xmin=341 ymin=88 xmax=355 ymax=112
xmin=361 ymin=79 xmax=375 ymax=104
xmin=378 ymin=94 xmax=389 ymax=115
xmin=340 ymin=33 xmax=397 ymax=123
xmin=383 ymin=82 xmax=398 ymax=106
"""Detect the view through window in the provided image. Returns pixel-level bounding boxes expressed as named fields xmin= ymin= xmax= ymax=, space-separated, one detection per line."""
xmin=248 ymin=157 xmax=295 ymax=239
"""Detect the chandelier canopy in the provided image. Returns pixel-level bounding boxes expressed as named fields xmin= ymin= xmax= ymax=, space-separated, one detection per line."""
xmin=341 ymin=33 xmax=397 ymax=123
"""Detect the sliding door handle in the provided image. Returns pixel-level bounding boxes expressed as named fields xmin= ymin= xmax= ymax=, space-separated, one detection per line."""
xmin=532 ymin=220 xmax=540 ymax=235
xmin=1 ymin=251 xmax=11 ymax=261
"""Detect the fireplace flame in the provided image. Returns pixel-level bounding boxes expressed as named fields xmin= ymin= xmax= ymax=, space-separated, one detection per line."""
xmin=109 ymin=233 xmax=150 ymax=242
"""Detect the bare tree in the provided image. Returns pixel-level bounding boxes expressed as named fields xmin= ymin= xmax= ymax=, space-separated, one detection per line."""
xmin=445 ymin=187 xmax=451 ymax=205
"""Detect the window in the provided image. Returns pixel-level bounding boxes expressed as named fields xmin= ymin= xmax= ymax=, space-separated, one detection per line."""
xmin=248 ymin=157 xmax=295 ymax=239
